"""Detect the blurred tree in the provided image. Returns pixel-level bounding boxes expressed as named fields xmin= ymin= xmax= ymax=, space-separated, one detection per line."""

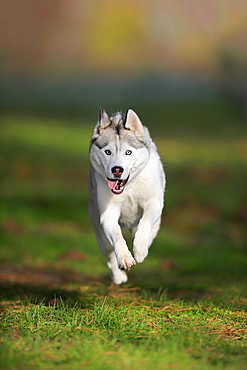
xmin=0 ymin=0 xmax=246 ymax=76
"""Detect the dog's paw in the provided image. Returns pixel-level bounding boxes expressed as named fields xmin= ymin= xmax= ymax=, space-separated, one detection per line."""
xmin=133 ymin=247 xmax=148 ymax=264
xmin=111 ymin=269 xmax=128 ymax=285
xmin=118 ymin=254 xmax=136 ymax=271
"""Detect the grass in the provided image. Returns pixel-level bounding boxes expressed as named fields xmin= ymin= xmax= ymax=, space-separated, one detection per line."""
xmin=0 ymin=101 xmax=247 ymax=369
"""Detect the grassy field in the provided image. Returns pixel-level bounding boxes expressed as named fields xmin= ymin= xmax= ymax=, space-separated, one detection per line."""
xmin=0 ymin=101 xmax=247 ymax=369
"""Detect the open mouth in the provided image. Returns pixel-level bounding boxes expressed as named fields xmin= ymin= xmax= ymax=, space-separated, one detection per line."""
xmin=107 ymin=176 xmax=129 ymax=195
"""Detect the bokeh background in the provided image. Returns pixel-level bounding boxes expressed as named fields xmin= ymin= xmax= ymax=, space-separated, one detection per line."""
xmin=1 ymin=0 xmax=247 ymax=114
xmin=1 ymin=0 xmax=247 ymax=290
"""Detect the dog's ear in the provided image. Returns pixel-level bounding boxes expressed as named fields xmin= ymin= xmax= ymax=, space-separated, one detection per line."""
xmin=90 ymin=108 xmax=111 ymax=143
xmin=98 ymin=107 xmax=111 ymax=130
xmin=124 ymin=109 xmax=144 ymax=137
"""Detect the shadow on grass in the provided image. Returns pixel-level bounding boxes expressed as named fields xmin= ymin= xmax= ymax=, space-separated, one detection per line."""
xmin=1 ymin=259 xmax=246 ymax=310
xmin=0 ymin=264 xmax=101 ymax=307
xmin=129 ymin=263 xmax=247 ymax=310
xmin=0 ymin=282 xmax=81 ymax=307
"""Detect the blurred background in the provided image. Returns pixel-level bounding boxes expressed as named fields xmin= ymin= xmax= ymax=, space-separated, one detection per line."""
xmin=0 ymin=0 xmax=247 ymax=291
xmin=1 ymin=0 xmax=247 ymax=115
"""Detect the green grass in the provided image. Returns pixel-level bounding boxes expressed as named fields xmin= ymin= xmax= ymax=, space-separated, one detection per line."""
xmin=1 ymin=101 xmax=247 ymax=369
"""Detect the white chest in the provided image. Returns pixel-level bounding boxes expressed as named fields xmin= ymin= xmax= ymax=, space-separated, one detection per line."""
xmin=118 ymin=193 xmax=143 ymax=229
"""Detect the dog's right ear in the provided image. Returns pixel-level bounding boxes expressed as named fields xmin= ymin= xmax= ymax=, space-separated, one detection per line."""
xmin=90 ymin=108 xmax=110 ymax=144
xmin=91 ymin=108 xmax=111 ymax=142
xmin=98 ymin=107 xmax=111 ymax=130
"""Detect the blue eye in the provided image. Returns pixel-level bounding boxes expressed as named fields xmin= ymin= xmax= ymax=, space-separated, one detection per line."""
xmin=105 ymin=150 xmax=111 ymax=155
xmin=125 ymin=150 xmax=132 ymax=155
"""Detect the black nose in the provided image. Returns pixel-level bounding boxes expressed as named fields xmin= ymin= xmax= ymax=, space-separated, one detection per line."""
xmin=111 ymin=166 xmax=124 ymax=177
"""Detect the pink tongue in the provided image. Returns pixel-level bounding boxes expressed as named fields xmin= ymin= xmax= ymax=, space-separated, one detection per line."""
xmin=107 ymin=180 xmax=118 ymax=190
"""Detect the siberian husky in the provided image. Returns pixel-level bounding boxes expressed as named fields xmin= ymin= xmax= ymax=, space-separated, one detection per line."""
xmin=89 ymin=108 xmax=165 ymax=284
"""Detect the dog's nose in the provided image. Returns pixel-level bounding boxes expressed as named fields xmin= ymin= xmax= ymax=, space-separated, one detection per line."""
xmin=111 ymin=166 xmax=124 ymax=177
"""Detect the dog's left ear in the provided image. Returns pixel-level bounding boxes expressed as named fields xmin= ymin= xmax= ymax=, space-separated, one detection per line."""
xmin=124 ymin=109 xmax=144 ymax=137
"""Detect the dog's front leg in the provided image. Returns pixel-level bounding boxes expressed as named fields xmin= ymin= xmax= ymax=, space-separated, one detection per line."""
xmin=133 ymin=201 xmax=162 ymax=264
xmin=100 ymin=211 xmax=136 ymax=270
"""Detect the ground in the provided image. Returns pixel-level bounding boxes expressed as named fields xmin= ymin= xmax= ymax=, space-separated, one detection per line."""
xmin=0 ymin=101 xmax=247 ymax=369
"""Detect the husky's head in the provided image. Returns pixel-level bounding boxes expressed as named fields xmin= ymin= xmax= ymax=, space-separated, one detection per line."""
xmin=90 ymin=108 xmax=151 ymax=195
